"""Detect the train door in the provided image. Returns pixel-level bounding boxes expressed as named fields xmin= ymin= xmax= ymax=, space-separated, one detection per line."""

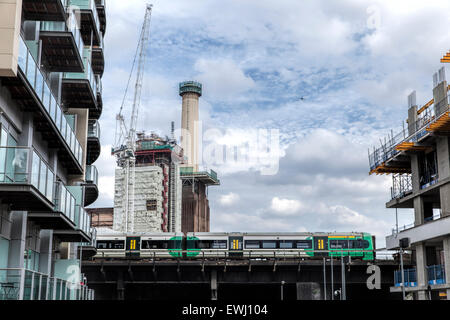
xmin=229 ymin=236 xmax=243 ymax=257
xmin=314 ymin=236 xmax=328 ymax=257
xmin=126 ymin=236 xmax=141 ymax=258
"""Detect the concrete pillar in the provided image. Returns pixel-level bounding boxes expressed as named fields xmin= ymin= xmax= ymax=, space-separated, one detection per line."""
xmin=443 ymin=237 xmax=450 ymax=300
xmin=407 ymin=106 xmax=418 ymax=136
xmin=210 ymin=269 xmax=218 ymax=300
xmin=415 ymin=243 xmax=428 ymax=300
xmin=38 ymin=230 xmax=53 ymax=275
xmin=414 ymin=196 xmax=425 ymax=226
xmin=436 ymin=137 xmax=450 ymax=181
xmin=7 ymin=211 xmax=26 ymax=268
xmin=440 ymin=184 xmax=450 ymax=217
xmin=411 ymin=154 xmax=420 ymax=193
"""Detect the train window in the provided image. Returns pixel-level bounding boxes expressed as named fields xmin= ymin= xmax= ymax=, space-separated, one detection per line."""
xmin=262 ymin=241 xmax=276 ymax=249
xmin=97 ymin=240 xmax=124 ymax=249
xmin=198 ymin=241 xmax=210 ymax=249
xmin=362 ymin=240 xmax=370 ymax=248
xmin=245 ymin=241 xmax=261 ymax=249
xmin=296 ymin=240 xmax=312 ymax=249
xmin=330 ymin=240 xmax=348 ymax=249
xmin=211 ymin=240 xmax=227 ymax=249
xmin=279 ymin=241 xmax=293 ymax=249
xmin=142 ymin=240 xmax=177 ymax=249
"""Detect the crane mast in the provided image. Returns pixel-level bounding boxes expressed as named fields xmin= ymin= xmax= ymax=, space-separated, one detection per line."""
xmin=113 ymin=4 xmax=153 ymax=232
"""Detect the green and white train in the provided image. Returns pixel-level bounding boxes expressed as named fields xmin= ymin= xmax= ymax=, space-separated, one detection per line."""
xmin=94 ymin=232 xmax=375 ymax=261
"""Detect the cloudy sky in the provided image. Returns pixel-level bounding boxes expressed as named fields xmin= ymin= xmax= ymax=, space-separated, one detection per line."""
xmin=91 ymin=0 xmax=450 ymax=247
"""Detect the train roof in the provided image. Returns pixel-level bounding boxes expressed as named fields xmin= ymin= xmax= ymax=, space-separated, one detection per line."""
xmin=186 ymin=232 xmax=371 ymax=236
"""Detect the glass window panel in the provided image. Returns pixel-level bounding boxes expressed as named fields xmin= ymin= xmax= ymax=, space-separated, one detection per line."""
xmin=43 ymin=83 xmax=51 ymax=113
xmin=31 ymin=151 xmax=40 ymax=189
xmin=46 ymin=169 xmax=54 ymax=201
xmin=279 ymin=241 xmax=293 ymax=249
xmin=35 ymin=72 xmax=44 ymax=101
xmin=262 ymin=241 xmax=276 ymax=249
xmin=18 ymin=38 xmax=27 ymax=72
xmin=39 ymin=160 xmax=47 ymax=195
xmin=72 ymin=199 xmax=76 ymax=222
xmin=60 ymin=187 xmax=66 ymax=215
xmin=14 ymin=147 xmax=28 ymax=183
xmin=26 ymin=52 xmax=36 ymax=88
xmin=245 ymin=240 xmax=260 ymax=249
xmin=51 ymin=97 xmax=57 ymax=122
xmin=56 ymin=107 xmax=61 ymax=132
xmin=0 ymin=128 xmax=7 ymax=182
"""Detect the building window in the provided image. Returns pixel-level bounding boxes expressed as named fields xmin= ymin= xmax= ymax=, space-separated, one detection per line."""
xmin=146 ymin=199 xmax=157 ymax=211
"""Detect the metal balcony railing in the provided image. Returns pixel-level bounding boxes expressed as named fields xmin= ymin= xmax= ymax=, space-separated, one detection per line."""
xmin=369 ymin=94 xmax=450 ymax=172
xmin=0 ymin=268 xmax=93 ymax=300
xmin=427 ymin=264 xmax=446 ymax=285
xmin=394 ymin=268 xmax=417 ymax=287
xmin=18 ymin=36 xmax=83 ymax=166
xmin=391 ymin=173 xmax=412 ymax=200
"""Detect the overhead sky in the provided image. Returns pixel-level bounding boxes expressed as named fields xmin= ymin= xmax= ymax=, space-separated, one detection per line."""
xmin=92 ymin=0 xmax=450 ymax=247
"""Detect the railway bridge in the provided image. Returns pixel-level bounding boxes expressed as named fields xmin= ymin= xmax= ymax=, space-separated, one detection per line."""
xmin=82 ymin=256 xmax=407 ymax=300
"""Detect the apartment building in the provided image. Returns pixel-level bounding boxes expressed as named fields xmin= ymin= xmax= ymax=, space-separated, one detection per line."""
xmin=0 ymin=0 xmax=106 ymax=300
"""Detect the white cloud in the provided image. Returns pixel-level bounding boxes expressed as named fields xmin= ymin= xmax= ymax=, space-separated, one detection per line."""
xmin=219 ymin=192 xmax=240 ymax=206
xmin=270 ymin=197 xmax=303 ymax=215
xmin=194 ymin=58 xmax=255 ymax=100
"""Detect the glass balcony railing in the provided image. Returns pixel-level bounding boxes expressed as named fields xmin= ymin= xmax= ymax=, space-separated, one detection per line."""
xmin=39 ymin=10 xmax=85 ymax=57
xmin=80 ymin=227 xmax=97 ymax=248
xmin=0 ymin=147 xmax=55 ymax=202
xmin=85 ymin=165 xmax=98 ymax=185
xmin=427 ymin=264 xmax=446 ymax=285
xmin=75 ymin=205 xmax=91 ymax=235
xmin=0 ymin=268 xmax=93 ymax=300
xmin=17 ymin=35 xmax=83 ymax=167
xmin=54 ymin=181 xmax=77 ymax=224
xmin=63 ymin=55 xmax=97 ymax=100
xmin=88 ymin=120 xmax=100 ymax=139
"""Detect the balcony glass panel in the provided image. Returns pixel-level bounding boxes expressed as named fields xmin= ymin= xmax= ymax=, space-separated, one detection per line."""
xmin=46 ymin=170 xmax=54 ymax=201
xmin=54 ymin=182 xmax=77 ymax=225
xmin=38 ymin=160 xmax=47 ymax=195
xmin=43 ymin=83 xmax=51 ymax=113
xmin=35 ymin=72 xmax=44 ymax=101
xmin=88 ymin=120 xmax=100 ymax=139
xmin=64 ymin=56 xmax=97 ymax=99
xmin=85 ymin=165 xmax=98 ymax=184
xmin=0 ymin=147 xmax=28 ymax=184
xmin=25 ymin=51 xmax=36 ymax=88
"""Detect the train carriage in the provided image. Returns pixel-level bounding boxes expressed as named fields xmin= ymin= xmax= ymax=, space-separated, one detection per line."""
xmin=94 ymin=232 xmax=375 ymax=261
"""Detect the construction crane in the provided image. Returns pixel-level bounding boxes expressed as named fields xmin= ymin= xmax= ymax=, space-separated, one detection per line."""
xmin=112 ymin=4 xmax=153 ymax=232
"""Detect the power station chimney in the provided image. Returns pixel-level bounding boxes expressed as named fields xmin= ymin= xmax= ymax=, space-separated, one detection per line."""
xmin=179 ymin=81 xmax=202 ymax=171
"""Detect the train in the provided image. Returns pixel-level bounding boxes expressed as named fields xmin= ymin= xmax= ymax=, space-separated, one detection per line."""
xmin=94 ymin=232 xmax=376 ymax=261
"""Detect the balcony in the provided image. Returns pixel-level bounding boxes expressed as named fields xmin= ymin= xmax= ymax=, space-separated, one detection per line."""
xmin=53 ymin=188 xmax=91 ymax=242
xmin=22 ymin=0 xmax=66 ymax=22
xmin=78 ymin=227 xmax=97 ymax=259
xmin=84 ymin=165 xmax=98 ymax=206
xmin=91 ymin=32 xmax=104 ymax=76
xmin=69 ymin=0 xmax=102 ymax=47
xmin=86 ymin=120 xmax=100 ymax=165
xmin=62 ymin=54 xmax=99 ymax=111
xmin=95 ymin=0 xmax=106 ymax=35
xmin=0 ymin=147 xmax=54 ymax=212
xmin=0 ymin=268 xmax=94 ymax=300
xmin=39 ymin=12 xmax=85 ymax=72
xmin=3 ymin=36 xmax=83 ymax=174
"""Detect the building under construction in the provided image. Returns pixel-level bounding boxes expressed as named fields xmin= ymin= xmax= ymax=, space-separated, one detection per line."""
xmin=113 ymin=132 xmax=183 ymax=233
